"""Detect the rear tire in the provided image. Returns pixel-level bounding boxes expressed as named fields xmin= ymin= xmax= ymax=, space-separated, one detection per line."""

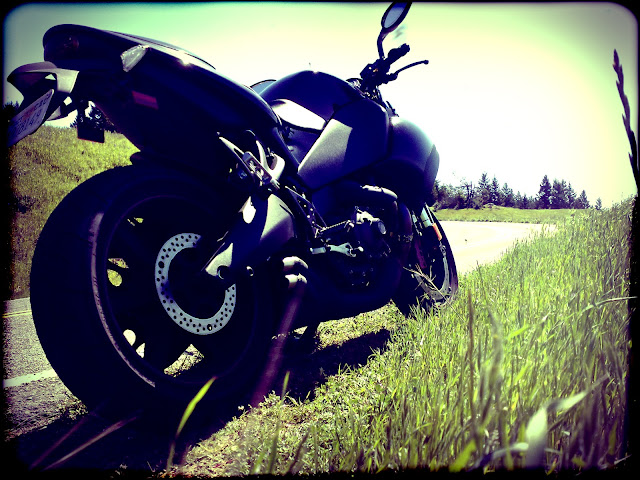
xmin=30 ymin=166 xmax=273 ymax=423
xmin=393 ymin=215 xmax=458 ymax=316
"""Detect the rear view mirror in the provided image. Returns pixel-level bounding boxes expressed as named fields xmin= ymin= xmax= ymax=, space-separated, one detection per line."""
xmin=378 ymin=2 xmax=412 ymax=57
xmin=382 ymin=2 xmax=411 ymax=31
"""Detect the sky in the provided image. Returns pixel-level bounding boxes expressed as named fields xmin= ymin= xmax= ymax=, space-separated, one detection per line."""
xmin=3 ymin=2 xmax=638 ymax=206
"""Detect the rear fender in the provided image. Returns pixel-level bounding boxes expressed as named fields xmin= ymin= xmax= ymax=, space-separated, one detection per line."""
xmin=205 ymin=194 xmax=296 ymax=286
xmin=8 ymin=62 xmax=80 ymax=121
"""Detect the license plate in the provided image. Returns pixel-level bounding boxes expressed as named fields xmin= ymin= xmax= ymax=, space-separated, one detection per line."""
xmin=7 ymin=89 xmax=54 ymax=147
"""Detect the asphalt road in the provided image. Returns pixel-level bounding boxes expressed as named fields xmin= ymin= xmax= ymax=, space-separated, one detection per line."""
xmin=2 ymin=221 xmax=546 ymax=465
xmin=440 ymin=221 xmax=550 ymax=275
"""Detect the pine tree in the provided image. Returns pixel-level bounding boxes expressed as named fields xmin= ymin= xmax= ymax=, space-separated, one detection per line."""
xmin=490 ymin=176 xmax=502 ymax=205
xmin=551 ymin=179 xmax=569 ymax=209
xmin=3 ymin=101 xmax=19 ymax=126
xmin=595 ymin=198 xmax=602 ymax=210
xmin=574 ymin=190 xmax=590 ymax=209
xmin=560 ymin=180 xmax=570 ymax=207
xmin=514 ymin=191 xmax=523 ymax=208
xmin=71 ymin=104 xmax=118 ymax=133
xmin=502 ymin=183 xmax=514 ymax=207
xmin=566 ymin=182 xmax=577 ymax=208
xmin=477 ymin=172 xmax=491 ymax=206
xmin=536 ymin=175 xmax=552 ymax=209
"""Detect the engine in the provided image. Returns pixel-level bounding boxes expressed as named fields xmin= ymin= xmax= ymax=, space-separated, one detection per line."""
xmin=288 ymin=179 xmax=414 ymax=325
xmin=315 ymin=207 xmax=392 ymax=290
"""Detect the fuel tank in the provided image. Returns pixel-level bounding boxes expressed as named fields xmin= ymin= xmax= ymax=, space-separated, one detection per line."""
xmin=259 ymin=71 xmax=364 ymax=163
xmin=259 ymin=70 xmax=362 ymax=123
xmin=260 ymin=70 xmax=439 ymax=209
xmin=373 ymin=116 xmax=440 ymax=210
xmin=295 ymin=106 xmax=439 ymax=212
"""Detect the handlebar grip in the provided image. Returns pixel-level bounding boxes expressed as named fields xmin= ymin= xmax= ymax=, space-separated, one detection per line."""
xmin=387 ymin=43 xmax=410 ymax=64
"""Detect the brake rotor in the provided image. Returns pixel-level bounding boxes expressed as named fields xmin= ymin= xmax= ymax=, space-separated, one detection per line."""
xmin=154 ymin=233 xmax=236 ymax=335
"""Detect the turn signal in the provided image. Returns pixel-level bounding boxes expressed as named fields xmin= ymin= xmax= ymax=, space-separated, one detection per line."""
xmin=432 ymin=223 xmax=443 ymax=242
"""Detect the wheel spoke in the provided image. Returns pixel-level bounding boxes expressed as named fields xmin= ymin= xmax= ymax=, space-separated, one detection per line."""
xmin=106 ymin=270 xmax=158 ymax=330
xmin=109 ymin=221 xmax=157 ymax=270
xmin=125 ymin=309 xmax=194 ymax=370
xmin=143 ymin=334 xmax=192 ymax=371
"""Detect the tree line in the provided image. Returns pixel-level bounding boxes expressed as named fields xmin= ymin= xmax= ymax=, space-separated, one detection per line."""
xmin=432 ymin=172 xmax=600 ymax=210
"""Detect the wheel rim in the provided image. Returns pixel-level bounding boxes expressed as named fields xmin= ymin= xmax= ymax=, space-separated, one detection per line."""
xmin=99 ymin=192 xmax=261 ymax=388
xmin=413 ymin=238 xmax=453 ymax=303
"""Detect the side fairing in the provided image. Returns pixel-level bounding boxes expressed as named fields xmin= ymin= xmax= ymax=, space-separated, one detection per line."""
xmin=297 ymin=99 xmax=389 ymax=190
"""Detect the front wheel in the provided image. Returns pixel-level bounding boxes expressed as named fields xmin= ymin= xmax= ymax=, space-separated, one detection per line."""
xmin=30 ymin=166 xmax=273 ymax=421
xmin=393 ymin=214 xmax=458 ymax=316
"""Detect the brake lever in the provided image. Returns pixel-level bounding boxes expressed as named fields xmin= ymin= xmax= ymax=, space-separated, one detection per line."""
xmin=370 ymin=59 xmax=430 ymax=87
xmin=391 ymin=59 xmax=430 ymax=77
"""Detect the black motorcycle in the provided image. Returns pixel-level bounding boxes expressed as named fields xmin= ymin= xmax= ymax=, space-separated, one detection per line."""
xmin=8 ymin=2 xmax=457 ymax=416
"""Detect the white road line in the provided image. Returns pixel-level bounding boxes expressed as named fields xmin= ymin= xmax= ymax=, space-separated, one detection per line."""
xmin=3 ymin=299 xmax=60 ymax=389
xmin=3 ymin=369 xmax=58 ymax=389
xmin=2 ymin=309 xmax=32 ymax=318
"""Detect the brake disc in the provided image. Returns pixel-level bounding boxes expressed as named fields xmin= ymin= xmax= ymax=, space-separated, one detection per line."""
xmin=154 ymin=233 xmax=236 ymax=335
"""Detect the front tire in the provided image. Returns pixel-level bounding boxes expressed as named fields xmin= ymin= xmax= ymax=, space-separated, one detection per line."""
xmin=393 ymin=215 xmax=458 ymax=316
xmin=30 ymin=166 xmax=273 ymax=421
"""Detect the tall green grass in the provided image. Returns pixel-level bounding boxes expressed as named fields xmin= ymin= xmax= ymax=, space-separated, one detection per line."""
xmin=178 ymin=199 xmax=633 ymax=476
xmin=6 ymin=126 xmax=137 ymax=299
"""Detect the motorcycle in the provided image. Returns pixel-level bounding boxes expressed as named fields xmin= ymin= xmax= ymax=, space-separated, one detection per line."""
xmin=7 ymin=2 xmax=457 ymax=417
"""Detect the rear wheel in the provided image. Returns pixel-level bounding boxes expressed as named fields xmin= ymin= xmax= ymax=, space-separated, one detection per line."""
xmin=30 ymin=166 xmax=273 ymax=421
xmin=393 ymin=215 xmax=458 ymax=316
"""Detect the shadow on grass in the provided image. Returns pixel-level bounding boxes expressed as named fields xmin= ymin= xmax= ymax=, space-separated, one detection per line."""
xmin=3 ymin=328 xmax=392 ymax=476
xmin=277 ymin=328 xmax=393 ymax=402
xmin=4 ymin=405 xmax=173 ymax=475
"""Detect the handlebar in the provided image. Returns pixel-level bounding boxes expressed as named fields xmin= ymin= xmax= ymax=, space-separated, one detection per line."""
xmin=359 ymin=43 xmax=426 ymax=93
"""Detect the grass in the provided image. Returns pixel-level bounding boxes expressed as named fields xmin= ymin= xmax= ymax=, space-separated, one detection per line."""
xmin=5 ymin=126 xmax=137 ymax=299
xmin=174 ymin=199 xmax=633 ymax=476
xmin=435 ymin=205 xmax=586 ymax=223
